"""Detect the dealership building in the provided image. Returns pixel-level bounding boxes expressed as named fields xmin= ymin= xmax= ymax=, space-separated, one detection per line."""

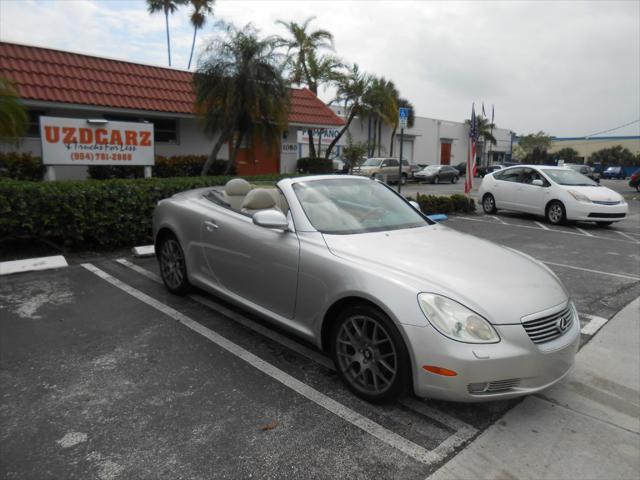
xmin=0 ymin=41 xmax=513 ymax=178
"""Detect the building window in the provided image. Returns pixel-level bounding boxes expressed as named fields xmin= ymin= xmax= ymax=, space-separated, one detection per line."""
xmin=151 ymin=118 xmax=178 ymax=144
xmin=26 ymin=110 xmax=47 ymax=137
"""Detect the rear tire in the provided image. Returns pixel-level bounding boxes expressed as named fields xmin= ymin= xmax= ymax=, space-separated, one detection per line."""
xmin=401 ymin=173 xmax=407 ymax=185
xmin=482 ymin=193 xmax=497 ymax=214
xmin=433 ymin=176 xmax=439 ymax=184
xmin=158 ymin=233 xmax=190 ymax=295
xmin=330 ymin=304 xmax=410 ymax=404
xmin=546 ymin=201 xmax=566 ymax=225
xmin=596 ymin=221 xmax=613 ymax=227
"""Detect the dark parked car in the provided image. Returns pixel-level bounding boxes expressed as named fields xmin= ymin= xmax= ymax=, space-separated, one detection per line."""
xmin=476 ymin=164 xmax=504 ymax=177
xmin=454 ymin=162 xmax=466 ymax=176
xmin=414 ymin=165 xmax=460 ymax=183
xmin=629 ymin=169 xmax=640 ymax=191
xmin=565 ymin=164 xmax=600 ymax=183
xmin=602 ymin=166 xmax=626 ymax=179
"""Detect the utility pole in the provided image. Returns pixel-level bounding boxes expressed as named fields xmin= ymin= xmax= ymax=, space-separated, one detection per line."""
xmin=397 ymin=107 xmax=410 ymax=193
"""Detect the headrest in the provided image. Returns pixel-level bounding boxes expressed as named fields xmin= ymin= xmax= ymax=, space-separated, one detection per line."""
xmin=241 ymin=189 xmax=276 ymax=210
xmin=225 ymin=178 xmax=252 ymax=196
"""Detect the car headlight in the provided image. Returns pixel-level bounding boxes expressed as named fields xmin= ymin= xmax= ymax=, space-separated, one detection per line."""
xmin=567 ymin=190 xmax=591 ymax=202
xmin=418 ymin=293 xmax=500 ymax=343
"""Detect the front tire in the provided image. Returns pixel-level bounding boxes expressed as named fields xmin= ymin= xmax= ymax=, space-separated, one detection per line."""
xmin=451 ymin=176 xmax=459 ymax=184
xmin=482 ymin=193 xmax=497 ymax=214
xmin=400 ymin=173 xmax=407 ymax=185
xmin=330 ymin=304 xmax=410 ymax=403
xmin=433 ymin=175 xmax=439 ymax=184
xmin=158 ymin=233 xmax=190 ymax=294
xmin=546 ymin=201 xmax=566 ymax=225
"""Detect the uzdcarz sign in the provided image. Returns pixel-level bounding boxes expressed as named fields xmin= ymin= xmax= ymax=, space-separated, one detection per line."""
xmin=40 ymin=116 xmax=154 ymax=166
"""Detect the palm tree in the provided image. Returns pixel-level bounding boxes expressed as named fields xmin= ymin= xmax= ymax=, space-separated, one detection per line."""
xmin=324 ymin=64 xmax=372 ymax=160
xmin=390 ymin=97 xmax=414 ymax=157
xmin=0 ymin=77 xmax=27 ymax=143
xmin=276 ymin=17 xmax=334 ymax=158
xmin=187 ymin=0 xmax=215 ymax=70
xmin=365 ymin=77 xmax=398 ymax=157
xmin=465 ymin=115 xmax=497 ymax=166
xmin=194 ymin=25 xmax=290 ymax=175
xmin=147 ymin=0 xmax=187 ymax=67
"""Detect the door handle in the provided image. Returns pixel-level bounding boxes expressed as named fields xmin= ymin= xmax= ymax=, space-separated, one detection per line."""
xmin=204 ymin=220 xmax=219 ymax=232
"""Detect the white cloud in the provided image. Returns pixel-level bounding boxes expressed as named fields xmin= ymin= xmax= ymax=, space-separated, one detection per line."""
xmin=0 ymin=0 xmax=638 ymax=137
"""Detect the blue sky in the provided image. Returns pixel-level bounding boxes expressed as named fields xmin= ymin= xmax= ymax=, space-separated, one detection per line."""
xmin=1 ymin=0 xmax=639 ymax=138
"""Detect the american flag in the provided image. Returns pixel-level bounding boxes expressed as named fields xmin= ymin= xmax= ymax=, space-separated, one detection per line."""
xmin=465 ymin=104 xmax=478 ymax=194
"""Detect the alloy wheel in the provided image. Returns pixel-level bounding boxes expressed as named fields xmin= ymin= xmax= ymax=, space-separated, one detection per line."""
xmin=160 ymin=238 xmax=186 ymax=290
xmin=335 ymin=315 xmax=398 ymax=395
xmin=483 ymin=194 xmax=496 ymax=214
xmin=547 ymin=203 xmax=564 ymax=224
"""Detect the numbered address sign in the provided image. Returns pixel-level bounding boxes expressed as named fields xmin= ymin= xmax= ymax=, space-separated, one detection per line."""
xmin=39 ymin=116 xmax=155 ymax=166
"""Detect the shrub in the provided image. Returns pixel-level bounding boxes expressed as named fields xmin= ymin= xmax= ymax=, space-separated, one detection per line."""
xmin=0 ymin=174 xmax=293 ymax=249
xmin=416 ymin=193 xmax=475 ymax=215
xmin=297 ymin=156 xmax=333 ymax=174
xmin=88 ymin=155 xmax=235 ymax=179
xmin=0 ymin=152 xmax=45 ymax=181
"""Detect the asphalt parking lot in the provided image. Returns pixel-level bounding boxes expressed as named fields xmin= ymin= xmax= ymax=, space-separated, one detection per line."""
xmin=1 ymin=179 xmax=638 ymax=479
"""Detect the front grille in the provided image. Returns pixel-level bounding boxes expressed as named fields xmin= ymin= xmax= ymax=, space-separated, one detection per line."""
xmin=522 ymin=305 xmax=573 ymax=344
xmin=592 ymin=200 xmax=620 ymax=206
xmin=587 ymin=212 xmax=625 ymax=218
xmin=468 ymin=378 xmax=521 ymax=394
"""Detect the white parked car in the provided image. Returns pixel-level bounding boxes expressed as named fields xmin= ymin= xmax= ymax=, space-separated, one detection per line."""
xmin=478 ymin=165 xmax=628 ymax=226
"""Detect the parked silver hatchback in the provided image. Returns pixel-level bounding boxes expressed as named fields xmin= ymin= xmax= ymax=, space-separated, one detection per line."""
xmin=153 ymin=175 xmax=579 ymax=403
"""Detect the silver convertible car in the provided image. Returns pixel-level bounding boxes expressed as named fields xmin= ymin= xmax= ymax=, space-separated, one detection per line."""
xmin=153 ymin=175 xmax=580 ymax=403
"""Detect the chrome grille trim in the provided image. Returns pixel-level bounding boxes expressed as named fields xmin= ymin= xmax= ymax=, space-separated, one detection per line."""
xmin=522 ymin=305 xmax=573 ymax=344
xmin=467 ymin=378 xmax=521 ymax=394
xmin=592 ymin=200 xmax=620 ymax=205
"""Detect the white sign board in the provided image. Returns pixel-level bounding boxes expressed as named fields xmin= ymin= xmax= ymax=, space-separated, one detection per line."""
xmin=39 ymin=116 xmax=155 ymax=166
xmin=297 ymin=128 xmax=344 ymax=146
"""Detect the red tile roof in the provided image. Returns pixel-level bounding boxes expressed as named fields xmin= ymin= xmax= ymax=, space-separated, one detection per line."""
xmin=0 ymin=42 xmax=344 ymax=127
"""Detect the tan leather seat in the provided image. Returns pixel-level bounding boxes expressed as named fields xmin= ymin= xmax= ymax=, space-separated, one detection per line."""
xmin=241 ymin=188 xmax=280 ymax=216
xmin=223 ymin=178 xmax=252 ymax=210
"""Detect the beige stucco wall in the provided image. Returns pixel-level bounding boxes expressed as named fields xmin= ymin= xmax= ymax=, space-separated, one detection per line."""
xmin=549 ymin=137 xmax=640 ymax=160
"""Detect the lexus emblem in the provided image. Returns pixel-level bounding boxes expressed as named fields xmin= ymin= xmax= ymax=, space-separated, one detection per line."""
xmin=556 ymin=315 xmax=570 ymax=332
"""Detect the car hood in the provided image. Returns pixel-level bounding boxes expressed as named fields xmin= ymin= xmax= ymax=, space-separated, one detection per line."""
xmin=559 ymin=185 xmax=623 ymax=202
xmin=322 ymin=225 xmax=568 ymax=324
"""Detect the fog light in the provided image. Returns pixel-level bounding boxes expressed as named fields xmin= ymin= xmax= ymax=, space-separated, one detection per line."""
xmin=422 ymin=365 xmax=458 ymax=376
xmin=468 ymin=382 xmax=489 ymax=393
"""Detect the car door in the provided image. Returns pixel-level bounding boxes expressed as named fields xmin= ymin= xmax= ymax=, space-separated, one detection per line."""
xmin=200 ymin=204 xmax=300 ymax=319
xmin=384 ymin=159 xmax=399 ymax=181
xmin=492 ymin=167 xmax=524 ymax=209
xmin=514 ymin=168 xmax=550 ymax=214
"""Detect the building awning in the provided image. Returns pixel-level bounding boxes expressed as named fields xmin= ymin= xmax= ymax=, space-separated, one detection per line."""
xmin=0 ymin=41 xmax=345 ymax=128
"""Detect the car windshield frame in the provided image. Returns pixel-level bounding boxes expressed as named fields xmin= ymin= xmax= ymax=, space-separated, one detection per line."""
xmin=542 ymin=168 xmax=598 ymax=186
xmin=361 ymin=158 xmax=383 ymax=167
xmin=292 ymin=178 xmax=430 ymax=235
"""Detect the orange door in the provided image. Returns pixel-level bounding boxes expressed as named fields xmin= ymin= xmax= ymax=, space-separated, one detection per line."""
xmin=440 ymin=143 xmax=451 ymax=165
xmin=234 ymin=139 xmax=280 ymax=176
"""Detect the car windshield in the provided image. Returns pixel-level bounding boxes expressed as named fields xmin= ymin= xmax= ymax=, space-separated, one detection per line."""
xmin=605 ymin=167 xmax=619 ymax=172
xmin=422 ymin=166 xmax=440 ymax=172
xmin=361 ymin=158 xmax=382 ymax=167
xmin=566 ymin=165 xmax=581 ymax=171
xmin=293 ymin=178 xmax=428 ymax=234
xmin=542 ymin=169 xmax=598 ymax=186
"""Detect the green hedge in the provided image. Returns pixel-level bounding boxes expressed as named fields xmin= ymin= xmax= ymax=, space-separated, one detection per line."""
xmin=0 ymin=152 xmax=45 ymax=181
xmin=88 ymin=155 xmax=234 ymax=179
xmin=416 ymin=193 xmax=476 ymax=215
xmin=297 ymin=157 xmax=333 ymax=174
xmin=0 ymin=174 xmax=290 ymax=248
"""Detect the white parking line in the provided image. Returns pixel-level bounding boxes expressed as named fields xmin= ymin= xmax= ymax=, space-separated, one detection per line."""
xmin=114 ymin=258 xmax=334 ymax=369
xmin=82 ymin=263 xmax=439 ymax=466
xmin=579 ymin=314 xmax=610 ymax=336
xmin=616 ymin=231 xmax=640 ymax=244
xmin=534 ymin=221 xmax=550 ymax=230
xmin=574 ymin=227 xmax=594 ymax=237
xmin=488 ymin=215 xmax=507 ymax=225
xmin=543 ymin=261 xmax=640 ymax=281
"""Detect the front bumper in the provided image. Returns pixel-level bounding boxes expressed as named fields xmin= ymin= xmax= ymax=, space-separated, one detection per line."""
xmin=565 ymin=201 xmax=628 ymax=222
xmin=406 ymin=306 xmax=581 ymax=402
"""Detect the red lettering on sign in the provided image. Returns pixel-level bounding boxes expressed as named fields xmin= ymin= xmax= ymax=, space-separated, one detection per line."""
xmin=139 ymin=131 xmax=151 ymax=147
xmin=79 ymin=128 xmax=93 ymax=144
xmin=62 ymin=127 xmax=76 ymax=144
xmin=125 ymin=130 xmax=137 ymax=146
xmin=95 ymin=129 xmax=108 ymax=145
xmin=44 ymin=126 xmax=60 ymax=143
xmin=110 ymin=130 xmax=123 ymax=145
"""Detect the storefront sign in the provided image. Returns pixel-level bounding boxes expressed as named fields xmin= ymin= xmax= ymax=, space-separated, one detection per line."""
xmin=297 ymin=128 xmax=344 ymax=146
xmin=39 ymin=116 xmax=155 ymax=165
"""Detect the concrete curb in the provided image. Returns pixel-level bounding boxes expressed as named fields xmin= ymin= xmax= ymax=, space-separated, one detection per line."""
xmin=0 ymin=255 xmax=68 ymax=276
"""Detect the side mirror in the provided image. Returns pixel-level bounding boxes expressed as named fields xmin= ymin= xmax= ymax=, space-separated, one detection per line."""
xmin=409 ymin=200 xmax=421 ymax=211
xmin=253 ymin=209 xmax=289 ymax=230
xmin=532 ymin=179 xmax=544 ymax=186
xmin=428 ymin=214 xmax=448 ymax=222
